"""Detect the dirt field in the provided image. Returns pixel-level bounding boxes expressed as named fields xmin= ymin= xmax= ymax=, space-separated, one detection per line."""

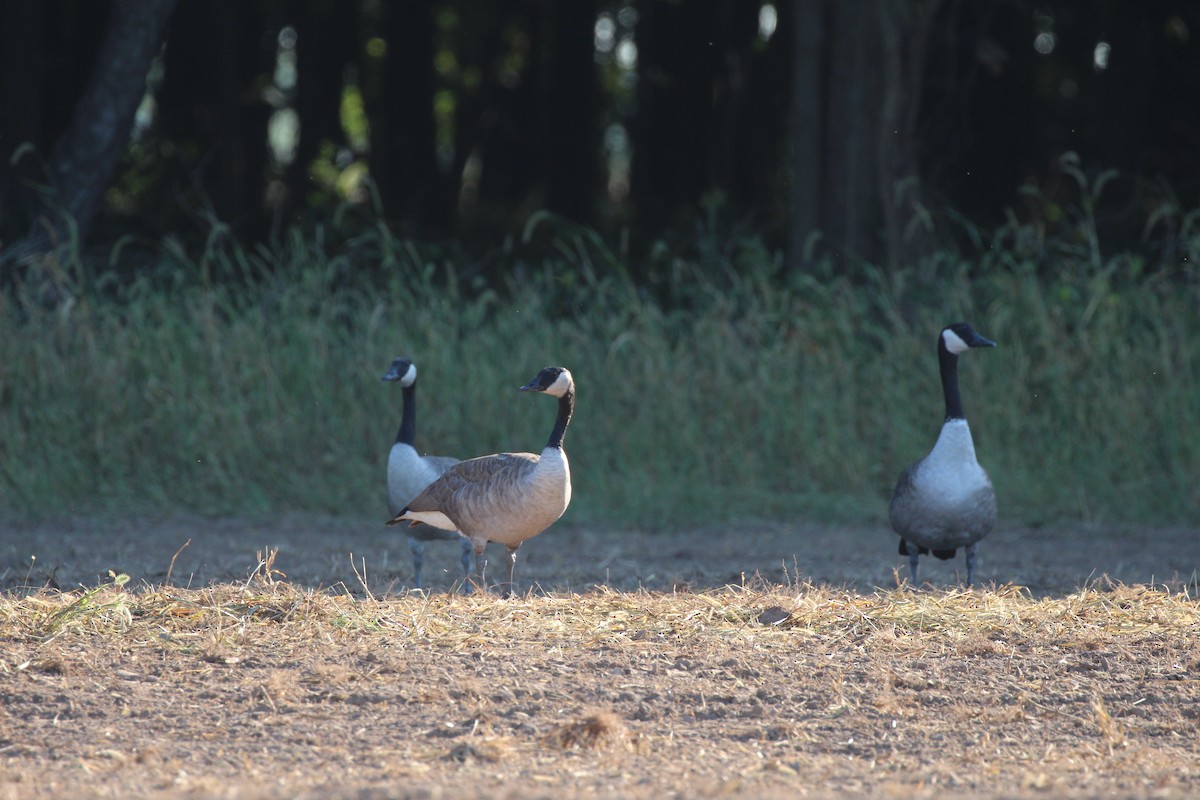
xmin=1 ymin=517 xmax=1198 ymax=799
xmin=3 ymin=515 xmax=1197 ymax=597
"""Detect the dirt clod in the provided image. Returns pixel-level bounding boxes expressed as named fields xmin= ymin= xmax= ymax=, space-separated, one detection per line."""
xmin=543 ymin=710 xmax=632 ymax=752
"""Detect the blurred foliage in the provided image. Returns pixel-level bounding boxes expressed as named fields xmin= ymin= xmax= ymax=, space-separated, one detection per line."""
xmin=1 ymin=183 xmax=1198 ymax=525
xmin=2 ymin=1 xmax=1199 ymax=530
xmin=4 ymin=1 xmax=1200 ymax=268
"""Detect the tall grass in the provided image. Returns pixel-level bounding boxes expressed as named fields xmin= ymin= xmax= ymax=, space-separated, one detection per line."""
xmin=2 ymin=216 xmax=1198 ymax=527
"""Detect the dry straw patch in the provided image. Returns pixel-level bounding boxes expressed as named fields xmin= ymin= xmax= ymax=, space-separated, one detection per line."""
xmin=1 ymin=577 xmax=1198 ymax=652
xmin=2 ymin=576 xmax=1199 ymax=799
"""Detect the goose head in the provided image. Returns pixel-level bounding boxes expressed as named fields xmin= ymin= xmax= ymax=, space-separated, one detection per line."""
xmin=382 ymin=357 xmax=417 ymax=387
xmin=940 ymin=323 xmax=996 ymax=355
xmin=519 ymin=366 xmax=574 ymax=397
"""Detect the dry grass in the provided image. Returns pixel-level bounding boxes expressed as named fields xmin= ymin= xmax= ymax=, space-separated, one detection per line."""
xmin=1 ymin=577 xmax=1199 ymax=799
xmin=4 ymin=574 xmax=1195 ymax=650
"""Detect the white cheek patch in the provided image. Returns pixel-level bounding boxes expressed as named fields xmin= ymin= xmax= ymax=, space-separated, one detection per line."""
xmin=942 ymin=329 xmax=969 ymax=354
xmin=545 ymin=369 xmax=573 ymax=397
xmin=401 ymin=362 xmax=417 ymax=387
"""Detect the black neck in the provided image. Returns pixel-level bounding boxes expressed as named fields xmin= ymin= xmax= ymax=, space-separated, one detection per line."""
xmin=395 ymin=384 xmax=416 ymax=445
xmin=545 ymin=389 xmax=574 ymax=450
xmin=938 ymin=344 xmax=965 ymax=421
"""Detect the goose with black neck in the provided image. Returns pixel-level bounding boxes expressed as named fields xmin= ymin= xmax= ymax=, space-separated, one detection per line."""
xmin=387 ymin=366 xmax=574 ymax=597
xmin=889 ymin=323 xmax=998 ymax=587
xmin=382 ymin=357 xmax=473 ymax=589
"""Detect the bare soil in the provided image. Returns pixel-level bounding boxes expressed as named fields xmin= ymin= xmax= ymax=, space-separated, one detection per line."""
xmin=3 ymin=516 xmax=1196 ymax=597
xmin=1 ymin=517 xmax=1198 ymax=799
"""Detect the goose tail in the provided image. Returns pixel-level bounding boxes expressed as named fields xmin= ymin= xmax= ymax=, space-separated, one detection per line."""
xmin=386 ymin=508 xmax=416 ymax=527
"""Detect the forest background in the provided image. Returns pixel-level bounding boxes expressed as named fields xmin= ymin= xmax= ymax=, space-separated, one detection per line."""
xmin=1 ymin=0 xmax=1198 ymax=528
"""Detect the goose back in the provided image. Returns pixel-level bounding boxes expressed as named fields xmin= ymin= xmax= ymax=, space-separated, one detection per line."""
xmin=403 ymin=446 xmax=571 ymax=548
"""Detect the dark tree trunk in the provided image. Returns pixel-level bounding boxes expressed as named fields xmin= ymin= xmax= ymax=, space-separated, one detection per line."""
xmin=706 ymin=1 xmax=760 ymax=211
xmin=475 ymin=5 xmax=542 ymax=230
xmin=540 ymin=0 xmax=600 ymax=225
xmin=38 ymin=0 xmax=176 ymax=244
xmin=286 ymin=0 xmax=358 ymax=226
xmin=877 ymin=0 xmax=943 ymax=270
xmin=451 ymin=1 xmax=541 ymax=245
xmin=6 ymin=0 xmax=176 ymax=302
xmin=788 ymin=0 xmax=825 ymax=269
xmin=823 ymin=0 xmax=884 ymax=264
xmin=0 ymin=1 xmax=48 ymax=241
xmin=367 ymin=0 xmax=446 ymax=233
xmin=447 ymin=2 xmax=501 ymax=233
xmin=738 ymin=0 xmax=790 ymax=220
xmin=630 ymin=0 xmax=723 ymax=243
xmin=158 ymin=0 xmax=272 ymax=239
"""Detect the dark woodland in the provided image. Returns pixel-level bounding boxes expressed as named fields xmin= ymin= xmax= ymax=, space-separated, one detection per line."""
xmin=1 ymin=0 xmax=1199 ymax=284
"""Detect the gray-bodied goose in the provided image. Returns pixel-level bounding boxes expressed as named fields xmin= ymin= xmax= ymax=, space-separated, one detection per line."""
xmin=387 ymin=366 xmax=574 ymax=597
xmin=382 ymin=357 xmax=472 ymax=589
xmin=889 ymin=323 xmax=997 ymax=587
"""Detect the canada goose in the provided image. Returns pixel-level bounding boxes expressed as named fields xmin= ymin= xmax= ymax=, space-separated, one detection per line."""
xmin=387 ymin=366 xmax=574 ymax=597
xmin=889 ymin=323 xmax=997 ymax=587
xmin=382 ymin=356 xmax=472 ymax=589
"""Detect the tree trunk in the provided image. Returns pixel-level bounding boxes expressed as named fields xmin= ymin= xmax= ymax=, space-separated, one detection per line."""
xmin=706 ymin=0 xmax=760 ymax=212
xmin=824 ymin=0 xmax=884 ymax=264
xmin=0 ymin=1 xmax=48 ymax=243
xmin=877 ymin=0 xmax=943 ymax=270
xmin=738 ymin=0 xmax=790 ymax=220
xmin=9 ymin=0 xmax=176 ymax=301
xmin=367 ymin=0 xmax=447 ymax=234
xmin=630 ymin=0 xmax=722 ymax=245
xmin=474 ymin=5 xmax=543 ymax=233
xmin=448 ymin=2 xmax=506 ymax=241
xmin=540 ymin=0 xmax=600 ymax=226
xmin=286 ymin=0 xmax=358 ymax=227
xmin=788 ymin=0 xmax=825 ymax=269
xmin=158 ymin=0 xmax=272 ymax=240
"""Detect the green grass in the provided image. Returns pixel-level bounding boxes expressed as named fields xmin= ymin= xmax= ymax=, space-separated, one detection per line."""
xmin=1 ymin=218 xmax=1198 ymax=527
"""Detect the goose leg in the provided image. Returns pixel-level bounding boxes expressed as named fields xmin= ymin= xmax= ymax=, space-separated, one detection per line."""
xmin=965 ymin=543 xmax=978 ymax=588
xmin=459 ymin=537 xmax=473 ymax=582
xmin=907 ymin=545 xmax=921 ymax=587
xmin=472 ymin=542 xmax=488 ymax=592
xmin=501 ymin=546 xmax=519 ymax=599
xmin=408 ymin=536 xmax=426 ymax=590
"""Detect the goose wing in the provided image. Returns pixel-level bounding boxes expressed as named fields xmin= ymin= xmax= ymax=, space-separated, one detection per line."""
xmin=888 ymin=460 xmax=921 ymax=534
xmin=404 ymin=451 xmax=540 ymax=514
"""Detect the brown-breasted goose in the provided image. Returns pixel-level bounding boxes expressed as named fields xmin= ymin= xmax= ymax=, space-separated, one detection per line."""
xmin=387 ymin=366 xmax=574 ymax=597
